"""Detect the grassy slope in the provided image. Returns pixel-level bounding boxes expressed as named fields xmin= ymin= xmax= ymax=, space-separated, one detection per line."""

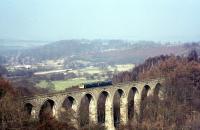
xmin=36 ymin=64 xmax=135 ymax=91
xmin=37 ymin=78 xmax=101 ymax=91
xmin=52 ymin=78 xmax=100 ymax=91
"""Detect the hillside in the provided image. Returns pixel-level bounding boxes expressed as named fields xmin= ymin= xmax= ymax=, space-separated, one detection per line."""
xmin=1 ymin=40 xmax=200 ymax=65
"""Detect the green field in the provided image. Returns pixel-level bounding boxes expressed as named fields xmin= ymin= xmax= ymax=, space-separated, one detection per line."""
xmin=37 ymin=78 xmax=101 ymax=91
xmin=36 ymin=64 xmax=135 ymax=91
xmin=52 ymin=78 xmax=101 ymax=91
xmin=69 ymin=64 xmax=135 ymax=75
xmin=115 ymin=64 xmax=135 ymax=71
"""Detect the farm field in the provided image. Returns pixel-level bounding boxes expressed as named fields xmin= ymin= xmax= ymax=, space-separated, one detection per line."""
xmin=52 ymin=78 xmax=101 ymax=91
xmin=69 ymin=64 xmax=135 ymax=75
xmin=37 ymin=78 xmax=102 ymax=91
xmin=36 ymin=64 xmax=135 ymax=91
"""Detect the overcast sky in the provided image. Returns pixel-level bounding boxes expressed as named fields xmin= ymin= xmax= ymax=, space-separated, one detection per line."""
xmin=0 ymin=0 xmax=200 ymax=42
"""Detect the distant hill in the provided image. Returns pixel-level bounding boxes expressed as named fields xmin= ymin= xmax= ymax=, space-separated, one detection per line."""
xmin=20 ymin=39 xmax=132 ymax=60
xmin=0 ymin=39 xmax=49 ymax=55
xmin=0 ymin=39 xmax=49 ymax=48
xmin=1 ymin=39 xmax=200 ymax=65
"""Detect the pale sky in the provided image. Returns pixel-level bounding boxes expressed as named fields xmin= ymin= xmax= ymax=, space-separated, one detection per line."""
xmin=0 ymin=0 xmax=200 ymax=42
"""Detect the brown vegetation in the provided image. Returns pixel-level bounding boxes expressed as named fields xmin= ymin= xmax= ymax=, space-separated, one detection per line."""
xmin=0 ymin=78 xmax=28 ymax=129
xmin=0 ymin=78 xmax=75 ymax=130
xmin=114 ymin=50 xmax=200 ymax=130
xmin=1 ymin=50 xmax=200 ymax=130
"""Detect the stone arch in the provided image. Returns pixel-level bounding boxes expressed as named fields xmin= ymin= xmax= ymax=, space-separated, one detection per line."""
xmin=39 ymin=99 xmax=56 ymax=122
xmin=97 ymin=91 xmax=111 ymax=123
xmin=62 ymin=96 xmax=76 ymax=110
xmin=154 ymin=83 xmax=163 ymax=99
xmin=113 ymin=89 xmax=126 ymax=127
xmin=79 ymin=93 xmax=96 ymax=127
xmin=61 ymin=96 xmax=76 ymax=120
xmin=140 ymin=85 xmax=151 ymax=122
xmin=128 ymin=87 xmax=139 ymax=120
xmin=141 ymin=85 xmax=151 ymax=100
xmin=24 ymin=103 xmax=33 ymax=116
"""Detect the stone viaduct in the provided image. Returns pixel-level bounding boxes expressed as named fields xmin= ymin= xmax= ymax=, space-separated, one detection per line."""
xmin=23 ymin=78 xmax=164 ymax=130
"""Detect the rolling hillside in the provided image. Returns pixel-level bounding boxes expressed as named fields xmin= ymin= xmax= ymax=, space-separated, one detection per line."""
xmin=1 ymin=39 xmax=199 ymax=65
